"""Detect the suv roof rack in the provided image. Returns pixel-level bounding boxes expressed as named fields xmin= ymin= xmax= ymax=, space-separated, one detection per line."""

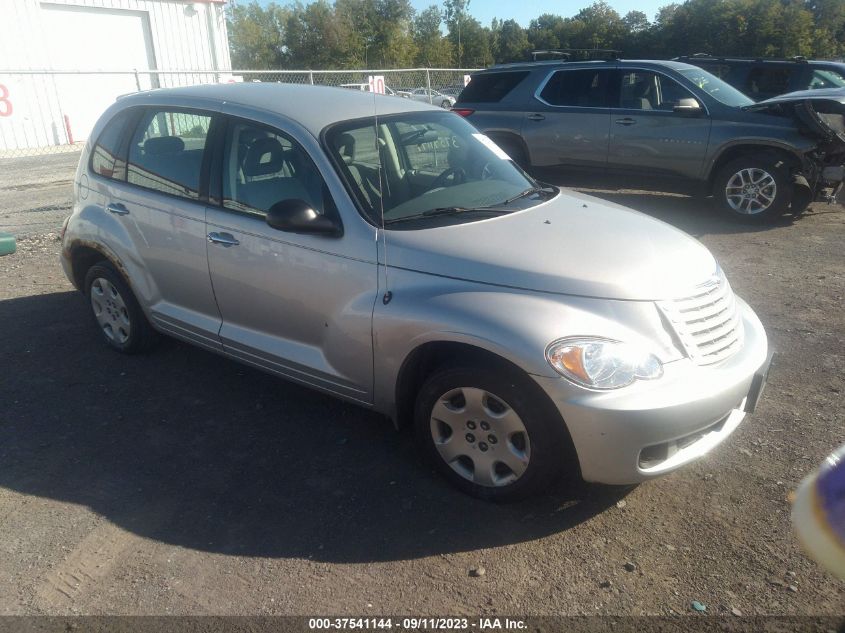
xmin=530 ymin=48 xmax=621 ymax=62
xmin=675 ymin=53 xmax=809 ymax=64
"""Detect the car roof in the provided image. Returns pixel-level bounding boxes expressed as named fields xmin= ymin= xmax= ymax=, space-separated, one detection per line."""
xmin=676 ymin=55 xmax=845 ymax=68
xmin=117 ymin=83 xmax=439 ymax=136
xmin=479 ymin=59 xmax=699 ymax=72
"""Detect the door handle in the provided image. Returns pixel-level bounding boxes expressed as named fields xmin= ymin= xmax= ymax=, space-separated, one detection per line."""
xmin=207 ymin=232 xmax=240 ymax=247
xmin=527 ymin=113 xmax=546 ymax=121
xmin=614 ymin=118 xmax=637 ymax=126
xmin=106 ymin=202 xmax=129 ymax=216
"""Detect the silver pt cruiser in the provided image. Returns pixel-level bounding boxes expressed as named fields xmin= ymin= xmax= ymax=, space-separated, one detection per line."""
xmin=61 ymin=84 xmax=771 ymax=500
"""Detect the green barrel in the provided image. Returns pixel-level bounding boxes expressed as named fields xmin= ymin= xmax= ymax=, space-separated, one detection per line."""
xmin=0 ymin=232 xmax=16 ymax=256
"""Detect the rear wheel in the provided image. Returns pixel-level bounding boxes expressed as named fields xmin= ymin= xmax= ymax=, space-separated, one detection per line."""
xmin=414 ymin=362 xmax=573 ymax=501
xmin=84 ymin=261 xmax=156 ymax=354
xmin=712 ymin=155 xmax=792 ymax=222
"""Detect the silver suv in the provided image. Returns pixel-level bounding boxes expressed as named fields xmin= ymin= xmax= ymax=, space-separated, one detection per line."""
xmin=454 ymin=59 xmax=845 ymax=222
xmin=61 ymin=84 xmax=770 ymax=500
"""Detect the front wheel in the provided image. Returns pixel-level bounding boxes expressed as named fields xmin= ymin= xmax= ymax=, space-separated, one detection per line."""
xmin=414 ymin=363 xmax=573 ymax=501
xmin=712 ymin=155 xmax=792 ymax=222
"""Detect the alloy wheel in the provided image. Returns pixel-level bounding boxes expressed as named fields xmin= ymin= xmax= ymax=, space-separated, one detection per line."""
xmin=725 ymin=167 xmax=777 ymax=215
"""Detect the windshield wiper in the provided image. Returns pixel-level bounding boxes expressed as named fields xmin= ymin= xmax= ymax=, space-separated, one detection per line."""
xmin=501 ymin=184 xmax=557 ymax=205
xmin=383 ymin=206 xmax=507 ymax=226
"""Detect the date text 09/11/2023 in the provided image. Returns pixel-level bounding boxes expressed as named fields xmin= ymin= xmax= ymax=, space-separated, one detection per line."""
xmin=307 ymin=617 xmax=528 ymax=630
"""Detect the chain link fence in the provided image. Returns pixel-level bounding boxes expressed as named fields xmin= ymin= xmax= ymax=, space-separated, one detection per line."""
xmin=0 ymin=68 xmax=481 ymax=159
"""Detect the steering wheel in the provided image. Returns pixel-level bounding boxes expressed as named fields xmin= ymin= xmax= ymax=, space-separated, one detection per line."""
xmin=431 ymin=167 xmax=467 ymax=189
xmin=479 ymin=161 xmax=495 ymax=180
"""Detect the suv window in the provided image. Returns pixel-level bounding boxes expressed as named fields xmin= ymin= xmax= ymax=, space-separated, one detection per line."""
xmin=617 ymin=71 xmax=695 ymax=111
xmin=127 ymin=110 xmax=212 ymax=200
xmin=809 ymin=68 xmax=845 ymax=90
xmin=459 ymin=71 xmax=529 ymax=103
xmin=91 ymin=109 xmax=135 ymax=181
xmin=222 ymin=121 xmax=326 ymax=217
xmin=745 ymin=67 xmax=796 ymax=100
xmin=539 ymin=69 xmax=610 ymax=107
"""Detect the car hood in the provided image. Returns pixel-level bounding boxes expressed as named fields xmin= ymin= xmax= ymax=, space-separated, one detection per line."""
xmin=382 ymin=190 xmax=718 ymax=301
xmin=746 ymin=87 xmax=845 ymax=108
xmin=746 ymin=88 xmax=845 ymax=145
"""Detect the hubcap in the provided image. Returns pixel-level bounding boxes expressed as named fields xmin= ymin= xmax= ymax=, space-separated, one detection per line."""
xmin=90 ymin=277 xmax=131 ymax=344
xmin=429 ymin=387 xmax=531 ymax=488
xmin=725 ymin=168 xmax=777 ymax=215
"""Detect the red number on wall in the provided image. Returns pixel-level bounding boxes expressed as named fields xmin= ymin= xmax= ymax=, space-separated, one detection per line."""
xmin=0 ymin=84 xmax=12 ymax=117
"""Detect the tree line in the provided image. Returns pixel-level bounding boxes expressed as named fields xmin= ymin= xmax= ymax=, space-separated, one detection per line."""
xmin=226 ymin=0 xmax=845 ymax=70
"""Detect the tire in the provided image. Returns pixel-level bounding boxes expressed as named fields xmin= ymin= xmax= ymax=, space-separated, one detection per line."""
xmin=712 ymin=154 xmax=792 ymax=222
xmin=84 ymin=261 xmax=156 ymax=354
xmin=414 ymin=362 xmax=574 ymax=501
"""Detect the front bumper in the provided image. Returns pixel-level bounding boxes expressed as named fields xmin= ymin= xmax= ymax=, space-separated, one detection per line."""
xmin=534 ymin=297 xmax=769 ymax=485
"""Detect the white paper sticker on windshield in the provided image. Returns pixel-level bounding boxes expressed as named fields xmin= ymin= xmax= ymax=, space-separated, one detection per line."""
xmin=472 ymin=133 xmax=511 ymax=161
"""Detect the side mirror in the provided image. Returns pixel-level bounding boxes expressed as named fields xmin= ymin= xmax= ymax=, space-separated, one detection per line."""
xmin=674 ymin=98 xmax=704 ymax=115
xmin=266 ymin=199 xmax=342 ymax=237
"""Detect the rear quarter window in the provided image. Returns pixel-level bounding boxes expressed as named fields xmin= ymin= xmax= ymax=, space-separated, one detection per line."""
xmin=459 ymin=72 xmax=530 ymax=103
xmin=90 ymin=109 xmax=136 ymax=181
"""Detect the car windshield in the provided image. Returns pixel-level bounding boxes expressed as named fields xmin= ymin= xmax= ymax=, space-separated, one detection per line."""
xmin=325 ymin=111 xmax=550 ymax=228
xmin=678 ymin=67 xmax=754 ymax=107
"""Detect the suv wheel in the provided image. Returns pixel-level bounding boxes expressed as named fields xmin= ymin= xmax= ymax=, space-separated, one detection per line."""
xmin=713 ymin=155 xmax=791 ymax=222
xmin=84 ymin=261 xmax=156 ymax=354
xmin=414 ymin=362 xmax=572 ymax=501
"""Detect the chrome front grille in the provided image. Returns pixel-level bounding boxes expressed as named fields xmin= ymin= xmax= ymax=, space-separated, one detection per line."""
xmin=659 ymin=273 xmax=744 ymax=365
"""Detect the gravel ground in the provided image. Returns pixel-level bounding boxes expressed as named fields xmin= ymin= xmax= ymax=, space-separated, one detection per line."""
xmin=0 ymin=156 xmax=843 ymax=622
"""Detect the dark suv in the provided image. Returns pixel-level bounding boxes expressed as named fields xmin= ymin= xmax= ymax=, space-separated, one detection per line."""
xmin=453 ymin=59 xmax=845 ymax=221
xmin=675 ymin=55 xmax=845 ymax=102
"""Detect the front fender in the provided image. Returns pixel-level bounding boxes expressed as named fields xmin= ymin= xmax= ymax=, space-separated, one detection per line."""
xmin=372 ymin=267 xmax=683 ymax=415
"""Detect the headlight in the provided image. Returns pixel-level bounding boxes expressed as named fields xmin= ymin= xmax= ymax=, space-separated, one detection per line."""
xmin=546 ymin=337 xmax=663 ymax=390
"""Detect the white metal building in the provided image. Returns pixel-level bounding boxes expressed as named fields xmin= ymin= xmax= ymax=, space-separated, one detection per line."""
xmin=0 ymin=0 xmax=231 ymax=152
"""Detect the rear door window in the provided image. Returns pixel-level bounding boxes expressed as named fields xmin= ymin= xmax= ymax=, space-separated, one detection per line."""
xmin=538 ymin=69 xmax=610 ymax=107
xmin=127 ymin=110 xmax=213 ymax=200
xmin=459 ymin=71 xmax=529 ymax=103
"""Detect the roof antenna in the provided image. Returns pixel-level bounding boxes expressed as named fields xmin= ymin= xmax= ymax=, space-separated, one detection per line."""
xmin=372 ymin=78 xmax=392 ymax=305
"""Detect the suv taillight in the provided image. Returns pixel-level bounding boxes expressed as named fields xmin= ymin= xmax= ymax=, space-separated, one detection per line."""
xmin=452 ymin=108 xmax=475 ymax=117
